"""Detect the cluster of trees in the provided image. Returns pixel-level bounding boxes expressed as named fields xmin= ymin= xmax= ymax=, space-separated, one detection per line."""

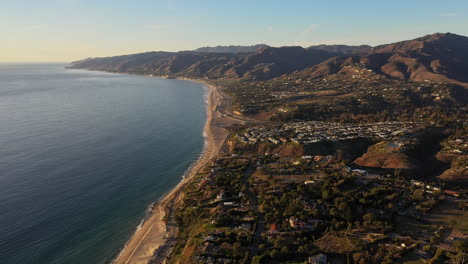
xmin=272 ymin=98 xmax=466 ymax=124
xmin=258 ymin=170 xmax=401 ymax=229
xmin=251 ymin=166 xmax=447 ymax=262
xmin=252 ymin=235 xmax=320 ymax=263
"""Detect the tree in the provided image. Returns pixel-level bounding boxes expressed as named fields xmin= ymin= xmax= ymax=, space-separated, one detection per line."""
xmin=339 ymin=202 xmax=353 ymax=220
xmin=297 ymin=245 xmax=305 ymax=254
xmin=363 ymin=213 xmax=374 ymax=223
xmin=251 ymin=254 xmax=267 ymax=264
xmin=453 ymin=240 xmax=468 ymax=252
xmin=258 ymin=243 xmax=266 ymax=251
xmin=346 ymin=223 xmax=353 ymax=235
xmin=412 ymin=189 xmax=425 ymax=201
xmin=233 ymin=242 xmax=242 ymax=256
xmin=280 ymin=246 xmax=290 ymax=256
xmin=354 ymin=221 xmax=361 ymax=230
xmin=269 ymin=249 xmax=280 ymax=259
xmin=448 ymin=251 xmax=467 ymax=264
xmin=322 ymin=190 xmax=330 ymax=200
xmin=274 ymin=237 xmax=286 ymax=248
xmin=429 ymin=248 xmax=445 ymax=264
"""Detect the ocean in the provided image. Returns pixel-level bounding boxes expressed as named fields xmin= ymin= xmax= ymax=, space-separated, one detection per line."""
xmin=0 ymin=64 xmax=206 ymax=264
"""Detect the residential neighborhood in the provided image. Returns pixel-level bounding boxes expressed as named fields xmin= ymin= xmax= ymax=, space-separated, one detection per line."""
xmin=167 ymin=149 xmax=467 ymax=264
xmin=237 ymin=121 xmax=425 ymax=146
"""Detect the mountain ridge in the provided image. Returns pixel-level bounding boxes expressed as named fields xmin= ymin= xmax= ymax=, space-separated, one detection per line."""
xmin=307 ymin=44 xmax=372 ymax=55
xmin=69 ymin=33 xmax=468 ymax=86
xmin=193 ymin=44 xmax=269 ymax=53
xmin=289 ymin=33 xmax=468 ymax=87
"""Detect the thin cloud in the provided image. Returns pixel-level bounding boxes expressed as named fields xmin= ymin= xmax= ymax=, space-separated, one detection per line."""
xmin=440 ymin=13 xmax=457 ymax=17
xmin=266 ymin=26 xmax=273 ymax=33
xmin=302 ymin=24 xmax=319 ymax=35
xmin=294 ymin=24 xmax=319 ymax=45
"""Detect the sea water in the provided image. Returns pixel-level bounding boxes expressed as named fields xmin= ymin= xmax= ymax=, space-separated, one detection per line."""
xmin=0 ymin=64 xmax=205 ymax=264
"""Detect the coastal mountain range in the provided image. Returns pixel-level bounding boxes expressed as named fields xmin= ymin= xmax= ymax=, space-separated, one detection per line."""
xmin=70 ymin=33 xmax=468 ymax=87
xmin=193 ymin=44 xmax=269 ymax=53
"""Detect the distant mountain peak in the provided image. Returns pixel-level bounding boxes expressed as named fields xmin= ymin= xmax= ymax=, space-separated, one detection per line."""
xmin=417 ymin=32 xmax=460 ymax=41
xmin=193 ymin=44 xmax=269 ymax=53
xmin=307 ymin=44 xmax=372 ymax=55
xmin=254 ymin=46 xmax=306 ymax=55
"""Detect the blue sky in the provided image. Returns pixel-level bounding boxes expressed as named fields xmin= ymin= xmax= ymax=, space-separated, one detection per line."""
xmin=0 ymin=0 xmax=467 ymax=62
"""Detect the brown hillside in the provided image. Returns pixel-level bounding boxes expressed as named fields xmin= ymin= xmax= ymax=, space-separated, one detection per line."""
xmin=291 ymin=33 xmax=468 ymax=88
xmin=353 ymin=142 xmax=416 ymax=169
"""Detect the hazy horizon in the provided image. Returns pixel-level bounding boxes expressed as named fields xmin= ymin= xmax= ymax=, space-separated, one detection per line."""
xmin=1 ymin=0 xmax=467 ymax=62
xmin=0 ymin=31 xmax=464 ymax=64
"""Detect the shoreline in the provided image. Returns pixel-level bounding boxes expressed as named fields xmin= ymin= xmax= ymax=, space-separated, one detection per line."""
xmin=113 ymin=78 xmax=243 ymax=264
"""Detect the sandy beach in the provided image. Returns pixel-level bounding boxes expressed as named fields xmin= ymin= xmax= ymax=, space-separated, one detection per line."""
xmin=113 ymin=79 xmax=243 ymax=264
